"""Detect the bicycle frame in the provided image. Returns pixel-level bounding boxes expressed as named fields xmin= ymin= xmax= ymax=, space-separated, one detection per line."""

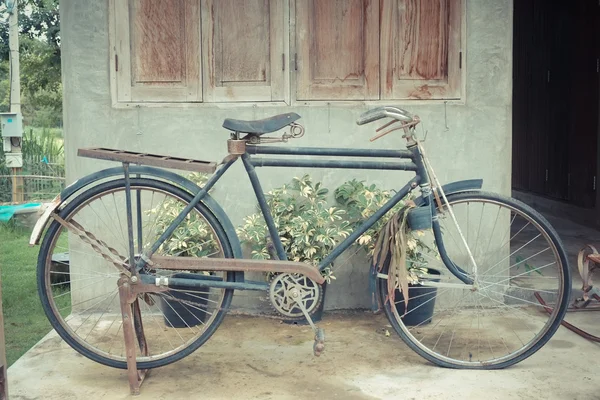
xmin=137 ymin=141 xmax=473 ymax=286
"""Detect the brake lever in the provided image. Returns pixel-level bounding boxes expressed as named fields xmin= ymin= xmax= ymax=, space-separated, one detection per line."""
xmin=370 ymin=119 xmax=400 ymax=142
xmin=370 ymin=126 xmax=404 ymax=142
xmin=376 ymin=119 xmax=399 ymax=132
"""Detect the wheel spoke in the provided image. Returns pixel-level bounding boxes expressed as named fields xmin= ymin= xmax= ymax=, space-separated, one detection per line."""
xmin=39 ymin=181 xmax=232 ymax=369
xmin=378 ymin=193 xmax=569 ymax=368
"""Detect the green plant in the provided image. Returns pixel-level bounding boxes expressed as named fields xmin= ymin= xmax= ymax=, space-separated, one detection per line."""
xmin=147 ymin=172 xmax=221 ymax=257
xmin=237 ymin=175 xmax=351 ymax=282
xmin=515 ymin=255 xmax=542 ymax=276
xmin=334 ymin=179 xmax=408 ymax=253
xmin=335 ymin=179 xmax=437 ymax=305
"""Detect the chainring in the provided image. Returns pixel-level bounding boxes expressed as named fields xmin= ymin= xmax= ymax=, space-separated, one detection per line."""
xmin=268 ymin=273 xmax=324 ymax=321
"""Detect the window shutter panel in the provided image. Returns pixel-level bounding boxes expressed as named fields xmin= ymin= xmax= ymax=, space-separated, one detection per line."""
xmin=295 ymin=0 xmax=379 ymax=101
xmin=202 ymin=0 xmax=287 ymax=102
xmin=114 ymin=0 xmax=201 ymax=102
xmin=381 ymin=0 xmax=462 ymax=100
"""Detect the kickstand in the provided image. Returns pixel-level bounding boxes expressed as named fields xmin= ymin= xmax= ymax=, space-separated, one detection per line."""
xmin=118 ymin=278 xmax=150 ymax=395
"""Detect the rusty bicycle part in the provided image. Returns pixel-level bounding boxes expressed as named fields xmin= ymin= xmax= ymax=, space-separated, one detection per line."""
xmin=534 ymin=245 xmax=600 ymax=342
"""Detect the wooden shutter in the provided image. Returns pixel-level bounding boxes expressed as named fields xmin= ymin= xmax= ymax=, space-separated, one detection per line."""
xmin=113 ymin=0 xmax=201 ymax=102
xmin=295 ymin=0 xmax=379 ymax=101
xmin=381 ymin=0 xmax=462 ymax=100
xmin=201 ymin=0 xmax=286 ymax=102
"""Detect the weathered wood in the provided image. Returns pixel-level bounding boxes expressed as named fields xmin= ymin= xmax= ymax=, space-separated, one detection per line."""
xmin=113 ymin=0 xmax=201 ymax=102
xmin=296 ymin=0 xmax=379 ymax=101
xmin=202 ymin=0 xmax=286 ymax=102
xmin=381 ymin=0 xmax=462 ymax=100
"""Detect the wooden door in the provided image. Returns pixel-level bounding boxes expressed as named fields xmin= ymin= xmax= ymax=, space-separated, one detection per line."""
xmin=201 ymin=0 xmax=287 ymax=102
xmin=380 ymin=0 xmax=462 ymax=100
xmin=295 ymin=0 xmax=380 ymax=101
xmin=114 ymin=0 xmax=202 ymax=102
xmin=567 ymin=0 xmax=599 ymax=208
xmin=512 ymin=0 xmax=598 ymax=208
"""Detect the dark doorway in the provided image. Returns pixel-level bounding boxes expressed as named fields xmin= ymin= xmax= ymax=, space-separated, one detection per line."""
xmin=512 ymin=0 xmax=599 ymax=208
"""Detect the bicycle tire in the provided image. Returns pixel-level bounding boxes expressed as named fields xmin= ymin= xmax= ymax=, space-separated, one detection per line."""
xmin=378 ymin=191 xmax=571 ymax=369
xmin=37 ymin=178 xmax=235 ymax=369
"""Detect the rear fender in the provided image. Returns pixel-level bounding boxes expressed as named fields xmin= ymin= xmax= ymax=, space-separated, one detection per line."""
xmin=28 ymin=166 xmax=243 ymax=265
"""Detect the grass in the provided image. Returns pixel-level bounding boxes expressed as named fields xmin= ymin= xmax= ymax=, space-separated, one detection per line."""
xmin=0 ymin=221 xmax=53 ymax=366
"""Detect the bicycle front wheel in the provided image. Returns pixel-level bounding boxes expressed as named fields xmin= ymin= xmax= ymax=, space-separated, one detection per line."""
xmin=37 ymin=178 xmax=235 ymax=369
xmin=378 ymin=191 xmax=571 ymax=369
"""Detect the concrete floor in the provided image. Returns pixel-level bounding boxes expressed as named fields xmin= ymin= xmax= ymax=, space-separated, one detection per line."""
xmin=8 ymin=215 xmax=600 ymax=399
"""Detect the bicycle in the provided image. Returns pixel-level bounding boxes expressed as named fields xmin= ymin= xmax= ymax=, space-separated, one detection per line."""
xmin=30 ymin=106 xmax=571 ymax=392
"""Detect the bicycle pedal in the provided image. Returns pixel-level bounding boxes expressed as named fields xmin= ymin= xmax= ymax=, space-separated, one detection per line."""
xmin=313 ymin=328 xmax=325 ymax=357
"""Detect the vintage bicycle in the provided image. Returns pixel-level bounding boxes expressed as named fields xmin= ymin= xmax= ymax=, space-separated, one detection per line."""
xmin=30 ymin=107 xmax=571 ymax=392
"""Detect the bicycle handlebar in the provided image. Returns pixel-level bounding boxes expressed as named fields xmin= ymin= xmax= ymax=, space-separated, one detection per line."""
xmin=356 ymin=106 xmax=414 ymax=125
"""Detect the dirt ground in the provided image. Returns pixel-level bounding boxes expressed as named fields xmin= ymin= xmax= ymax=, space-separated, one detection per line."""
xmin=7 ymin=309 xmax=600 ymax=400
xmin=8 ymin=215 xmax=600 ymax=399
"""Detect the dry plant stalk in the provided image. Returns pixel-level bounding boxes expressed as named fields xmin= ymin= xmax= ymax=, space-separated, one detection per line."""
xmin=371 ymin=204 xmax=415 ymax=313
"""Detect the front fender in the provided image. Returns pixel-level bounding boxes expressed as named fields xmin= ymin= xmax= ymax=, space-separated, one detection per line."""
xmin=414 ymin=179 xmax=483 ymax=207
xmin=29 ymin=166 xmax=243 ymax=260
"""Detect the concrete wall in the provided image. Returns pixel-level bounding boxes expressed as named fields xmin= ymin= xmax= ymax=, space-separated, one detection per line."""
xmin=60 ymin=0 xmax=513 ymax=311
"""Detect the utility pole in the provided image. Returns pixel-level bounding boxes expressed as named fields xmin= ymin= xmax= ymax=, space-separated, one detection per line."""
xmin=8 ymin=0 xmax=23 ymax=203
xmin=1 ymin=2 xmax=15 ymax=397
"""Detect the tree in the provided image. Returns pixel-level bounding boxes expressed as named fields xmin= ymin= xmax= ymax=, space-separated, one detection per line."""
xmin=0 ymin=0 xmax=61 ymax=126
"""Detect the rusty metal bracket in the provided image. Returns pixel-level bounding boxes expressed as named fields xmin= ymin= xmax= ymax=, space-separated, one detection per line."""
xmin=52 ymin=214 xmax=132 ymax=277
xmin=151 ymin=255 xmax=325 ymax=284
xmin=534 ymin=292 xmax=600 ymax=343
xmin=118 ymin=277 xmax=168 ymax=395
xmin=533 ymin=245 xmax=600 ymax=343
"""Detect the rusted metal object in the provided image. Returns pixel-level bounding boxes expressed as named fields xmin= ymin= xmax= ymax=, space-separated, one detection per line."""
xmin=52 ymin=214 xmax=131 ymax=276
xmin=313 ymin=328 xmax=325 ymax=357
xmin=534 ymin=292 xmax=600 ymax=343
xmin=78 ymin=148 xmax=217 ymax=174
xmin=151 ymin=255 xmax=325 ymax=284
xmin=534 ymin=245 xmax=600 ymax=343
xmin=227 ymin=139 xmax=246 ymax=155
xmin=578 ymin=244 xmax=600 ymax=300
xmin=29 ymin=195 xmax=61 ymax=246
xmin=118 ymin=277 xmax=167 ymax=396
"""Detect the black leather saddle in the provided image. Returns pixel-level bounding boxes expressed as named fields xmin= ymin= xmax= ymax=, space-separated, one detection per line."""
xmin=222 ymin=113 xmax=301 ymax=135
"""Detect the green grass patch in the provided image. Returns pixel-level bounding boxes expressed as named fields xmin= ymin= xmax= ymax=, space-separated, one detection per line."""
xmin=0 ymin=222 xmax=53 ymax=366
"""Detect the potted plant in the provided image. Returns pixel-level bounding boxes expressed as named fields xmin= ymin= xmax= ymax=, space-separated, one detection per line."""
xmin=148 ymin=173 xmax=217 ymax=328
xmin=237 ymin=175 xmax=350 ymax=323
xmin=334 ymin=179 xmax=439 ymax=326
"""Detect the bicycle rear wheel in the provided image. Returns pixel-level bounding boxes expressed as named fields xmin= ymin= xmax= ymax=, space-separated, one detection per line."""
xmin=378 ymin=191 xmax=571 ymax=369
xmin=37 ymin=178 xmax=235 ymax=369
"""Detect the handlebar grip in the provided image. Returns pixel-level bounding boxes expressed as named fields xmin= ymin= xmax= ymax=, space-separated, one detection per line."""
xmin=357 ymin=106 xmax=414 ymax=125
xmin=356 ymin=107 xmax=387 ymax=125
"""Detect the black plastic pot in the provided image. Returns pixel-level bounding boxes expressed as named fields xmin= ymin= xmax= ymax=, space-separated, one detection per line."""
xmin=407 ymin=206 xmax=433 ymax=231
xmin=160 ymin=273 xmax=209 ymax=328
xmin=395 ymin=269 xmax=440 ymax=326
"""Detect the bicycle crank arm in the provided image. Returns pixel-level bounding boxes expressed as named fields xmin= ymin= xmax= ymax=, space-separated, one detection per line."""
xmin=290 ymin=287 xmax=326 ymax=357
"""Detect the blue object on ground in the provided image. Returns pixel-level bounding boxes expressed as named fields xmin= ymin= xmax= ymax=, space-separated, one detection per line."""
xmin=0 ymin=203 xmax=41 ymax=222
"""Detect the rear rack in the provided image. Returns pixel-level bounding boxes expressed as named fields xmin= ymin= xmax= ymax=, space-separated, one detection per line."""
xmin=78 ymin=148 xmax=217 ymax=174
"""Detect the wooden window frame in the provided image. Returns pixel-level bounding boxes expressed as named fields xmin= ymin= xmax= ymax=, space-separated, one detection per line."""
xmin=110 ymin=0 xmax=202 ymax=103
xmin=201 ymin=0 xmax=289 ymax=103
xmin=380 ymin=0 xmax=464 ymax=100
xmin=109 ymin=0 xmax=465 ymax=108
